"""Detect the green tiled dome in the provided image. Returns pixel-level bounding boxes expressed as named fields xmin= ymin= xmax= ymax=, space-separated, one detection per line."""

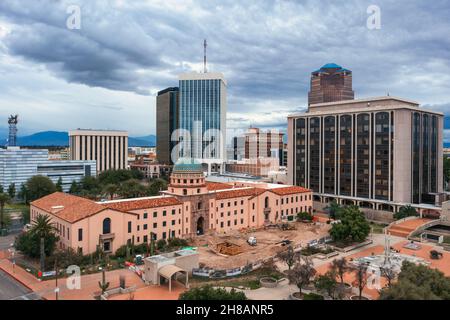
xmin=173 ymin=160 xmax=203 ymax=173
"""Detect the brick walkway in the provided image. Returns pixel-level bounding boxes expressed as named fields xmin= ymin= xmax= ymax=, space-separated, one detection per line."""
xmin=0 ymin=258 xmax=148 ymax=300
xmin=316 ymin=240 xmax=450 ymax=299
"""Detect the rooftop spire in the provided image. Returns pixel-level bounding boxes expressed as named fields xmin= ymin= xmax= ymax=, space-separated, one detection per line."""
xmin=203 ymin=39 xmax=207 ymax=73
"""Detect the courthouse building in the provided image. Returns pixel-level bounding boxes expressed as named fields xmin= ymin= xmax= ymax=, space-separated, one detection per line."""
xmin=30 ymin=162 xmax=312 ymax=254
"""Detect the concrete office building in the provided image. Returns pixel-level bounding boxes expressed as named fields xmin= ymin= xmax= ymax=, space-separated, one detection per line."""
xmin=69 ymin=129 xmax=128 ymax=172
xmin=231 ymin=136 xmax=246 ymax=161
xmin=244 ymin=127 xmax=284 ymax=163
xmin=156 ymin=87 xmax=179 ymax=165
xmin=0 ymin=147 xmax=96 ymax=192
xmin=178 ymin=72 xmax=227 ymax=173
xmin=288 ymin=96 xmax=444 ymax=217
xmin=308 ymin=63 xmax=354 ymax=106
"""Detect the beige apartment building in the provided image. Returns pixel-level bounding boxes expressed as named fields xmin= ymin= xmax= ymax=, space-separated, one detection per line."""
xmin=288 ymin=96 xmax=445 ymax=217
xmin=69 ymin=129 xmax=128 ymax=172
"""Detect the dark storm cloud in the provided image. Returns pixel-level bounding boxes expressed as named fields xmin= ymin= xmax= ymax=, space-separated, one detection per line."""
xmin=0 ymin=0 xmax=449 ymax=134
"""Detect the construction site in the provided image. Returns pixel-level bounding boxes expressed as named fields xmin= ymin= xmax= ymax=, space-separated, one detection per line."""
xmin=192 ymin=221 xmax=331 ymax=269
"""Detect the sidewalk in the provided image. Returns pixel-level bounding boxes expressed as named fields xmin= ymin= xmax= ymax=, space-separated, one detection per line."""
xmin=0 ymin=258 xmax=147 ymax=300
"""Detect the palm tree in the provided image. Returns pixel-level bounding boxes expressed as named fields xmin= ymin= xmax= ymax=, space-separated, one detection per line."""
xmin=0 ymin=193 xmax=11 ymax=232
xmin=30 ymin=214 xmax=58 ymax=238
xmin=30 ymin=214 xmax=58 ymax=271
xmin=102 ymin=184 xmax=118 ymax=200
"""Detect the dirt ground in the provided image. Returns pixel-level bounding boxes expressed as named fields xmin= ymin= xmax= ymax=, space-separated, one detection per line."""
xmin=192 ymin=221 xmax=331 ymax=269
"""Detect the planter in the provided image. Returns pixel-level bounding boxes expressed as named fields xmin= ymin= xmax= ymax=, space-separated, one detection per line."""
xmin=260 ymin=277 xmax=278 ymax=288
xmin=339 ymin=282 xmax=352 ymax=293
xmin=289 ymin=292 xmax=303 ymax=300
xmin=350 ymin=295 xmax=369 ymax=300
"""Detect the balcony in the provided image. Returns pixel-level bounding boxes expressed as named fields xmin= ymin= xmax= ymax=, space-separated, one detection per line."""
xmin=263 ymin=207 xmax=271 ymax=214
xmin=99 ymin=233 xmax=115 ymax=241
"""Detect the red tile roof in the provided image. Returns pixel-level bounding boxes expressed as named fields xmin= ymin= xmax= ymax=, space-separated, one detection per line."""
xmin=104 ymin=197 xmax=182 ymax=212
xmin=205 ymin=182 xmax=234 ymax=191
xmin=31 ymin=192 xmax=108 ymax=223
xmin=269 ymin=186 xmax=311 ymax=196
xmin=215 ymin=188 xmax=266 ymax=200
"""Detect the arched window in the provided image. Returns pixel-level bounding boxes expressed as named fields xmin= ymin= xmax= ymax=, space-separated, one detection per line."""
xmin=103 ymin=218 xmax=111 ymax=234
xmin=264 ymin=197 xmax=269 ymax=208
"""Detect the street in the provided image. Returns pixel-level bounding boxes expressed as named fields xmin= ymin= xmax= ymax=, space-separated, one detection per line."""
xmin=0 ymin=269 xmax=33 ymax=300
xmin=0 ymin=232 xmax=17 ymax=251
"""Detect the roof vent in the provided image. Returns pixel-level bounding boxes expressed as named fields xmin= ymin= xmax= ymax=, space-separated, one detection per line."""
xmin=51 ymin=205 xmax=64 ymax=213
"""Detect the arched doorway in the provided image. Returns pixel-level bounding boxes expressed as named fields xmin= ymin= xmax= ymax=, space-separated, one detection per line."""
xmin=196 ymin=217 xmax=204 ymax=235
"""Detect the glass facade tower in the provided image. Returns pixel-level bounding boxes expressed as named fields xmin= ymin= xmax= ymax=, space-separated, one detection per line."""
xmin=178 ymin=72 xmax=227 ymax=167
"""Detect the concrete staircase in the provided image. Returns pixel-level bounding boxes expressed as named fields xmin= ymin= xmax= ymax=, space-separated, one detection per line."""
xmin=387 ymin=225 xmax=415 ymax=238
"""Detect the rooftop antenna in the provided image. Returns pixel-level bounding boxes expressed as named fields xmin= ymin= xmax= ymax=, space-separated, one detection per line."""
xmin=7 ymin=114 xmax=18 ymax=147
xmin=203 ymin=39 xmax=207 ymax=73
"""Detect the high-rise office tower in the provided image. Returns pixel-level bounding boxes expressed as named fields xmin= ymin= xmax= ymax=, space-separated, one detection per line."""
xmin=69 ymin=129 xmax=128 ymax=172
xmin=288 ymin=96 xmax=444 ymax=216
xmin=308 ymin=63 xmax=354 ymax=106
xmin=243 ymin=127 xmax=284 ymax=162
xmin=178 ymin=72 xmax=227 ymax=173
xmin=156 ymin=87 xmax=179 ymax=165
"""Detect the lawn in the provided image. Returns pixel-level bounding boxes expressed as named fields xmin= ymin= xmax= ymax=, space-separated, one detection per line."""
xmin=369 ymin=222 xmax=387 ymax=234
xmin=5 ymin=203 xmax=29 ymax=211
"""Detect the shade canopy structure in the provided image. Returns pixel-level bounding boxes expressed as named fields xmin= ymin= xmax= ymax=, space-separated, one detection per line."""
xmin=158 ymin=265 xmax=189 ymax=291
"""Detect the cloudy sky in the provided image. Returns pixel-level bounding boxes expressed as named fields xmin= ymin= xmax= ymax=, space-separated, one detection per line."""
xmin=0 ymin=0 xmax=449 ymax=141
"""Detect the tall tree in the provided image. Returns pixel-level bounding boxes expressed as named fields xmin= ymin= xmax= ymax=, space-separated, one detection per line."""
xmin=315 ymin=271 xmax=338 ymax=299
xmin=380 ymin=265 xmax=397 ymax=288
xmin=287 ymin=256 xmax=317 ymax=297
xmin=7 ymin=183 xmax=16 ymax=199
xmin=277 ymin=245 xmax=298 ymax=271
xmin=119 ymin=179 xmax=146 ymax=198
xmin=0 ymin=193 xmax=11 ymax=232
xmin=103 ymin=184 xmax=118 ymax=200
xmin=30 ymin=214 xmax=58 ymax=271
xmin=26 ymin=175 xmax=56 ymax=201
xmin=330 ymin=206 xmax=370 ymax=243
xmin=55 ymin=177 xmax=63 ymax=192
xmin=380 ymin=261 xmax=450 ymax=300
xmin=352 ymin=263 xmax=368 ymax=300
xmin=325 ymin=200 xmax=342 ymax=220
xmin=147 ymin=178 xmax=167 ymax=196
xmin=18 ymin=184 xmax=28 ymax=203
xmin=69 ymin=180 xmax=80 ymax=194
xmin=331 ymin=257 xmax=349 ymax=285
xmin=80 ymin=176 xmax=100 ymax=195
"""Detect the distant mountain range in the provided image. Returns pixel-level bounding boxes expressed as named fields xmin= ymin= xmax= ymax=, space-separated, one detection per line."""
xmin=0 ymin=131 xmax=156 ymax=147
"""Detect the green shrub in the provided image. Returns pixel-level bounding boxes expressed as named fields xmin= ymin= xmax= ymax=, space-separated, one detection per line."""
xmin=297 ymin=211 xmax=313 ymax=222
xmin=303 ymin=293 xmax=324 ymax=300
xmin=179 ymin=285 xmax=247 ymax=300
